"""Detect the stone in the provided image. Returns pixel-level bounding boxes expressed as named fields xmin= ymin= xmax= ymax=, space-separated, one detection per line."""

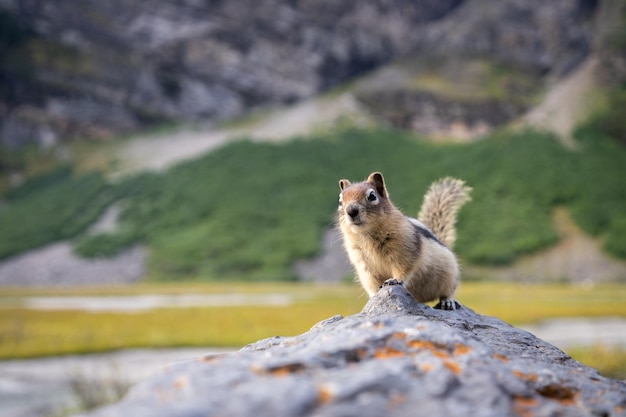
xmin=79 ymin=283 xmax=626 ymax=417
xmin=0 ymin=0 xmax=598 ymax=147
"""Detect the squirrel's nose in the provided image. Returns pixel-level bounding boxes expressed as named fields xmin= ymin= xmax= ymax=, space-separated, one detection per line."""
xmin=346 ymin=204 xmax=359 ymax=219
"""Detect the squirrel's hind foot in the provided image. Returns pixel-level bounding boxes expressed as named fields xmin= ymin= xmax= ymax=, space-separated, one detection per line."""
xmin=434 ymin=298 xmax=461 ymax=311
xmin=379 ymin=278 xmax=403 ymax=290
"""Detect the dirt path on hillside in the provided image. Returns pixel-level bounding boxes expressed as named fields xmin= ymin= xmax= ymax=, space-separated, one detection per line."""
xmin=523 ymin=57 xmax=598 ymax=147
xmin=111 ymin=92 xmax=372 ymax=177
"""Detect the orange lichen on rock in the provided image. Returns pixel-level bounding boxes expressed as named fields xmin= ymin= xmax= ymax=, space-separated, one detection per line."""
xmin=452 ymin=343 xmax=472 ymax=356
xmin=273 ymin=363 xmax=307 ymax=376
xmin=408 ymin=340 xmax=450 ymax=359
xmin=493 ymin=353 xmax=509 ymax=362
xmin=407 ymin=340 xmax=472 ymax=359
xmin=405 ymin=340 xmax=469 ymax=375
xmin=392 ymin=332 xmax=407 ymax=340
xmin=536 ymin=384 xmax=579 ymax=406
xmin=512 ymin=371 xmax=580 ymax=407
xmin=443 ymin=360 xmax=462 ymax=375
xmin=513 ymin=396 xmax=540 ymax=417
xmin=513 ymin=370 xmax=539 ymax=383
xmin=317 ymin=385 xmax=334 ymax=404
xmin=375 ymin=346 xmax=406 ymax=359
xmin=252 ymin=362 xmax=307 ymax=376
xmin=419 ymin=363 xmax=433 ymax=373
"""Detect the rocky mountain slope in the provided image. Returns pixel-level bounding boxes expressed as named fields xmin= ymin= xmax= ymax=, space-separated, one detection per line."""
xmin=0 ymin=0 xmax=597 ymax=148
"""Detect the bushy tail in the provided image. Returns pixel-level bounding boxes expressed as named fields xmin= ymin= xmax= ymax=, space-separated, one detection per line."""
xmin=418 ymin=177 xmax=472 ymax=248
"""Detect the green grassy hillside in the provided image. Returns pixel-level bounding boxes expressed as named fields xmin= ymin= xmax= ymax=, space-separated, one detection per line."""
xmin=1 ymin=117 xmax=625 ymax=282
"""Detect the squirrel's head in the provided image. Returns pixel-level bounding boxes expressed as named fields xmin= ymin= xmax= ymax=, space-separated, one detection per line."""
xmin=337 ymin=172 xmax=392 ymax=231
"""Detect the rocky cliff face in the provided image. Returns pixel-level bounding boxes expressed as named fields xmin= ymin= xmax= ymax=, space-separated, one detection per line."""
xmin=78 ymin=282 xmax=626 ymax=417
xmin=0 ymin=0 xmax=597 ymax=148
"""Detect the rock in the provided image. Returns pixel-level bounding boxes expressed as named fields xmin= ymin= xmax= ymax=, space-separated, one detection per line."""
xmin=79 ymin=283 xmax=626 ymax=417
xmin=0 ymin=0 xmax=598 ymax=147
xmin=356 ymin=86 xmax=529 ymax=140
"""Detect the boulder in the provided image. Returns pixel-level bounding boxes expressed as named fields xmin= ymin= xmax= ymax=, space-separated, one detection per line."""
xmin=80 ymin=282 xmax=626 ymax=417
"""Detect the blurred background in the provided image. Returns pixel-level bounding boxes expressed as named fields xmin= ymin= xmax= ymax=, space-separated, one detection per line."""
xmin=1 ymin=0 xmax=625 ymax=416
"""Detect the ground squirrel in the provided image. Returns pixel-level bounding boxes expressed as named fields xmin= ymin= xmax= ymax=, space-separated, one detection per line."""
xmin=337 ymin=172 xmax=471 ymax=310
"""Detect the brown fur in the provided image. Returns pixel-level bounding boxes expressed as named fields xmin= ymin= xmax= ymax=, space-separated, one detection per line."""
xmin=337 ymin=172 xmax=471 ymax=308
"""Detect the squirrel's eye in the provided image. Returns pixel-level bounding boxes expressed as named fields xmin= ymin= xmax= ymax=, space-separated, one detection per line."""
xmin=367 ymin=190 xmax=377 ymax=202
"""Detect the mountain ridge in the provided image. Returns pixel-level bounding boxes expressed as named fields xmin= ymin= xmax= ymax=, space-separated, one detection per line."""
xmin=0 ymin=0 xmax=596 ymax=148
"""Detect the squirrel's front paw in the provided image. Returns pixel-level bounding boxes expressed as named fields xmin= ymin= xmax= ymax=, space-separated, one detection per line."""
xmin=434 ymin=298 xmax=461 ymax=311
xmin=379 ymin=278 xmax=403 ymax=290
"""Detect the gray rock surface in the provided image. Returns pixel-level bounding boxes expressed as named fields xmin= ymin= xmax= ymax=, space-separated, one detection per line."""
xmin=0 ymin=0 xmax=596 ymax=147
xmin=79 ymin=282 xmax=626 ymax=417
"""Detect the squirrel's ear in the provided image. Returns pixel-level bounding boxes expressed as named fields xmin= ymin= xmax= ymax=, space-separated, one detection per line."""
xmin=367 ymin=172 xmax=388 ymax=198
xmin=339 ymin=179 xmax=351 ymax=191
